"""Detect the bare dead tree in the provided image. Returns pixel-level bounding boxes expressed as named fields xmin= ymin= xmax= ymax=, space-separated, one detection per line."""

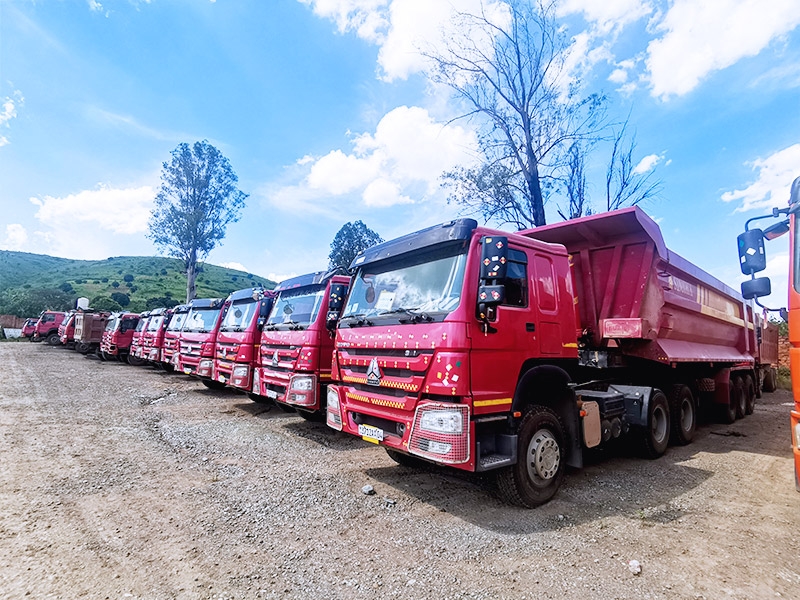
xmin=605 ymin=120 xmax=662 ymax=211
xmin=430 ymin=0 xmax=604 ymax=228
xmin=557 ymin=141 xmax=591 ymax=220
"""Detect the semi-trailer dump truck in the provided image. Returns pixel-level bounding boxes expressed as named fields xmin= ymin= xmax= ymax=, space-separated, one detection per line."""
xmin=32 ymin=311 xmax=66 ymax=345
xmin=161 ymin=304 xmax=190 ymax=371
xmin=252 ymin=272 xmax=350 ymax=418
xmin=100 ymin=312 xmax=140 ymax=361
xmin=736 ymin=175 xmax=800 ymax=490
xmin=176 ymin=298 xmax=223 ymax=379
xmin=326 ymin=208 xmax=773 ymax=507
xmin=211 ymin=288 xmax=275 ymax=392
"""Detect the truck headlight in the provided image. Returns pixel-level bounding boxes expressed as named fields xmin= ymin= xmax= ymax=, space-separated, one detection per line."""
xmin=327 ymin=387 xmax=339 ymax=410
xmin=233 ymin=365 xmax=249 ymax=378
xmin=420 ymin=410 xmax=463 ymax=434
xmin=290 ymin=375 xmax=315 ymax=391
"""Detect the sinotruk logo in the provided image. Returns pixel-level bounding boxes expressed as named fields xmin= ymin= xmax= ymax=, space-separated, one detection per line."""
xmin=366 ymin=357 xmax=382 ymax=386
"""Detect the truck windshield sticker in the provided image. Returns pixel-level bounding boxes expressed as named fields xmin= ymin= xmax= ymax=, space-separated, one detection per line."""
xmin=375 ymin=291 xmax=396 ymax=311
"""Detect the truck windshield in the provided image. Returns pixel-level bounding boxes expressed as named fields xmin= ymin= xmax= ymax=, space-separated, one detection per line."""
xmin=167 ymin=311 xmax=188 ymax=332
xmin=342 ymin=249 xmax=467 ymax=321
xmin=220 ymin=299 xmax=257 ymax=331
xmin=184 ymin=308 xmax=221 ymax=332
xmin=266 ymin=285 xmax=325 ymax=328
xmin=105 ymin=316 xmax=118 ymax=331
xmin=147 ymin=316 xmax=164 ymax=332
xmin=134 ymin=320 xmax=147 ymax=333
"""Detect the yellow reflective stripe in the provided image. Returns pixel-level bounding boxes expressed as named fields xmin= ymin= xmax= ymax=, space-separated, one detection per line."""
xmin=474 ymin=398 xmax=513 ymax=407
xmin=563 ymin=343 xmax=578 ymax=348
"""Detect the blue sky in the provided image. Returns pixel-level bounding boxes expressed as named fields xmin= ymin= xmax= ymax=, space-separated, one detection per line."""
xmin=1 ymin=0 xmax=799 ymax=307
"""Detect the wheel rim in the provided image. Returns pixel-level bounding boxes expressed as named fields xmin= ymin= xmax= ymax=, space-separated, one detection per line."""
xmin=652 ymin=405 xmax=668 ymax=444
xmin=680 ymin=398 xmax=694 ymax=433
xmin=526 ymin=429 xmax=560 ymax=482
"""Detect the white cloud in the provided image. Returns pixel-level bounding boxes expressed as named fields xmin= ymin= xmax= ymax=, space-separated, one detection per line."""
xmin=646 ymin=0 xmax=800 ymax=99
xmin=721 ymin=144 xmax=800 ymax=213
xmin=557 ymin=0 xmax=652 ymax=34
xmin=633 ymin=153 xmax=662 ymax=174
xmin=270 ymin=105 xmax=477 ymax=211
xmin=267 ymin=272 xmax=299 ymax=285
xmin=0 ymin=90 xmax=25 ymax=145
xmin=0 ymin=224 xmax=28 ymax=251
xmin=219 ymin=262 xmax=248 ymax=272
xmin=32 ymin=184 xmax=154 ymax=235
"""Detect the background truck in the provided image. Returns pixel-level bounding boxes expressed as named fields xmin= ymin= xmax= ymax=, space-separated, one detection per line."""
xmin=100 ymin=312 xmax=140 ymax=361
xmin=210 ymin=287 xmax=275 ymax=392
xmin=127 ymin=311 xmax=151 ymax=366
xmin=141 ymin=307 xmax=172 ymax=366
xmin=326 ymin=208 xmax=773 ymax=507
xmin=162 ymin=304 xmax=190 ymax=371
xmin=73 ymin=310 xmax=110 ymax=355
xmin=58 ymin=311 xmax=77 ymax=347
xmin=736 ymin=175 xmax=800 ymax=490
xmin=21 ymin=318 xmax=37 ymax=339
xmin=252 ymin=272 xmax=350 ymax=418
xmin=176 ymin=298 xmax=223 ymax=379
xmin=32 ymin=311 xmax=66 ymax=345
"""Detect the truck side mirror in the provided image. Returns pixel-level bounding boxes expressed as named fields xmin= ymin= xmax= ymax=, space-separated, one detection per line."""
xmin=741 ymin=277 xmax=771 ymax=300
xmin=737 ymin=229 xmax=767 ymax=274
xmin=480 ymin=236 xmax=508 ymax=279
xmin=328 ymin=284 xmax=347 ymax=312
xmin=763 ymin=219 xmax=790 ymax=240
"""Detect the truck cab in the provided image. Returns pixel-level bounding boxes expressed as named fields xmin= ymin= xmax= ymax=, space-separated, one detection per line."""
xmin=211 ymin=288 xmax=275 ymax=392
xmin=176 ymin=298 xmax=224 ymax=378
xmin=128 ymin=311 xmax=151 ymax=365
xmin=59 ymin=311 xmax=77 ymax=347
xmin=142 ymin=307 xmax=172 ymax=364
xmin=100 ymin=312 xmax=140 ymax=360
xmin=33 ymin=311 xmax=66 ymax=345
xmin=162 ymin=304 xmax=190 ymax=371
xmin=252 ymin=272 xmax=350 ymax=418
xmin=21 ymin=318 xmax=37 ymax=339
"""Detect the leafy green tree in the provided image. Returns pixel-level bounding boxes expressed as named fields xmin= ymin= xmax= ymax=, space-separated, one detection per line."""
xmin=91 ymin=296 xmax=123 ymax=312
xmin=123 ymin=274 xmax=134 ymax=282
xmin=110 ymin=292 xmax=130 ymax=307
xmin=111 ymin=281 xmax=120 ymax=288
xmin=148 ymin=140 xmax=248 ymax=303
xmin=328 ymin=221 xmax=383 ymax=271
xmin=0 ymin=288 xmax=75 ymax=317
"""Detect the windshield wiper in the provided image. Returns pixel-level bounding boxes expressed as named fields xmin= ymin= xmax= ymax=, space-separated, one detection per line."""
xmin=381 ymin=307 xmax=433 ymax=324
xmin=342 ymin=313 xmax=373 ymax=328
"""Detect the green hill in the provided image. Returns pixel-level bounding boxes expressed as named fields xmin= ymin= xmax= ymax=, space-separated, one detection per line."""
xmin=0 ymin=250 xmax=275 ymax=317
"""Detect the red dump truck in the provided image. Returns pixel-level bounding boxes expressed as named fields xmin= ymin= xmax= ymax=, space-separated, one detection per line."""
xmin=100 ymin=312 xmax=140 ymax=360
xmin=177 ymin=298 xmax=224 ymax=378
xmin=73 ymin=310 xmax=110 ymax=355
xmin=58 ymin=311 xmax=77 ymax=347
xmin=21 ymin=318 xmax=37 ymax=339
xmin=326 ymin=208 xmax=773 ymax=507
xmin=162 ymin=304 xmax=190 ymax=371
xmin=736 ymin=175 xmax=800 ymax=490
xmin=140 ymin=307 xmax=172 ymax=365
xmin=32 ymin=310 xmax=66 ymax=345
xmin=127 ymin=311 xmax=151 ymax=366
xmin=209 ymin=288 xmax=276 ymax=392
xmin=252 ymin=272 xmax=350 ymax=418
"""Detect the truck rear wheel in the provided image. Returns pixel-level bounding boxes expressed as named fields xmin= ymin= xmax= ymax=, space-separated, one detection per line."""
xmin=733 ymin=375 xmax=747 ymax=420
xmin=762 ymin=367 xmax=777 ymax=393
xmin=496 ymin=406 xmax=565 ymax=508
xmin=669 ymin=385 xmax=695 ymax=445
xmin=635 ymin=390 xmax=670 ymax=459
xmin=720 ymin=377 xmax=741 ymax=424
xmin=744 ymin=375 xmax=756 ymax=415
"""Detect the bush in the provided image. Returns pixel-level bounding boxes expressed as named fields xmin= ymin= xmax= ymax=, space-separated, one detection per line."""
xmin=90 ymin=296 xmax=123 ymax=312
xmin=123 ymin=274 xmax=134 ymax=282
xmin=110 ymin=292 xmax=130 ymax=307
xmin=111 ymin=281 xmax=120 ymax=288
xmin=778 ymin=366 xmax=792 ymax=390
xmin=101 ymin=277 xmax=108 ymax=283
xmin=160 ymin=268 xmax=168 ymax=275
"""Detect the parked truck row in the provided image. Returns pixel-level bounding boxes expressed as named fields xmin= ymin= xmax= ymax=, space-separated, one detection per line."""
xmin=32 ymin=207 xmax=780 ymax=507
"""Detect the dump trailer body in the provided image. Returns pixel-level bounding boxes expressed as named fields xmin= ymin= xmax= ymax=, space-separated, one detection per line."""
xmin=525 ymin=207 xmax=757 ymax=367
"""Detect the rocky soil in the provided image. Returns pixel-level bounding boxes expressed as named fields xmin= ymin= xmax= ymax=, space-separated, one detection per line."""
xmin=0 ymin=341 xmax=798 ymax=599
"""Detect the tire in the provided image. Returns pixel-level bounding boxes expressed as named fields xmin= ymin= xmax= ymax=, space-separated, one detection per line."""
xmin=75 ymin=342 xmax=91 ymax=354
xmin=762 ymin=367 xmax=778 ymax=393
xmin=247 ymin=392 xmax=273 ymax=406
xmin=496 ymin=406 xmax=566 ymax=508
xmin=296 ymin=409 xmax=324 ymax=422
xmin=127 ymin=354 xmax=146 ymax=367
xmin=201 ymin=379 xmax=226 ymax=390
xmin=744 ymin=374 xmax=756 ymax=416
xmin=734 ymin=375 xmax=747 ymax=419
xmin=634 ymin=389 xmax=670 ymax=459
xmin=720 ymin=376 xmax=742 ymax=424
xmin=669 ymin=384 xmax=696 ymax=445
xmin=46 ymin=332 xmax=61 ymax=346
xmin=385 ymin=448 xmax=429 ymax=468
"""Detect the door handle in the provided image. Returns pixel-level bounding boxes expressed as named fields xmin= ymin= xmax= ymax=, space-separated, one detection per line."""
xmin=526 ymin=323 xmax=535 ymax=332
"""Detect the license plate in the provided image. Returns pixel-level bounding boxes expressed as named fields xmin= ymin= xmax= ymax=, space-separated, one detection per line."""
xmin=358 ymin=424 xmax=384 ymax=442
xmin=265 ymin=389 xmax=278 ymax=399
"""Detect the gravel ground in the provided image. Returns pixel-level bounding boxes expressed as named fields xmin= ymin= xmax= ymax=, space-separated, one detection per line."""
xmin=0 ymin=341 xmax=798 ymax=599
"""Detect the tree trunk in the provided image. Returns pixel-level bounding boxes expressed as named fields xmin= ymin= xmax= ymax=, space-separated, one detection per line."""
xmin=185 ymin=250 xmax=197 ymax=303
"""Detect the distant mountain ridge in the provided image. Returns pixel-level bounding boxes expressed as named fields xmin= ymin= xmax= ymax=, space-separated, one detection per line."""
xmin=0 ymin=250 xmax=275 ymax=314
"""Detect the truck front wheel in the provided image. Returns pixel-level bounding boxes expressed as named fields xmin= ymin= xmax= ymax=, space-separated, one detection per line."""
xmin=46 ymin=332 xmax=61 ymax=346
xmin=635 ymin=390 xmax=670 ymax=459
xmin=496 ymin=406 xmax=565 ymax=508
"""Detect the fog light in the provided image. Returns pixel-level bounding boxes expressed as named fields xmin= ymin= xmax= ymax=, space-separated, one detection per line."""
xmin=199 ymin=359 xmax=213 ymax=369
xmin=426 ymin=440 xmax=452 ymax=455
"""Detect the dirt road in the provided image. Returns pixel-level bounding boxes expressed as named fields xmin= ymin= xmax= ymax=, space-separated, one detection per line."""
xmin=0 ymin=342 xmax=798 ymax=599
